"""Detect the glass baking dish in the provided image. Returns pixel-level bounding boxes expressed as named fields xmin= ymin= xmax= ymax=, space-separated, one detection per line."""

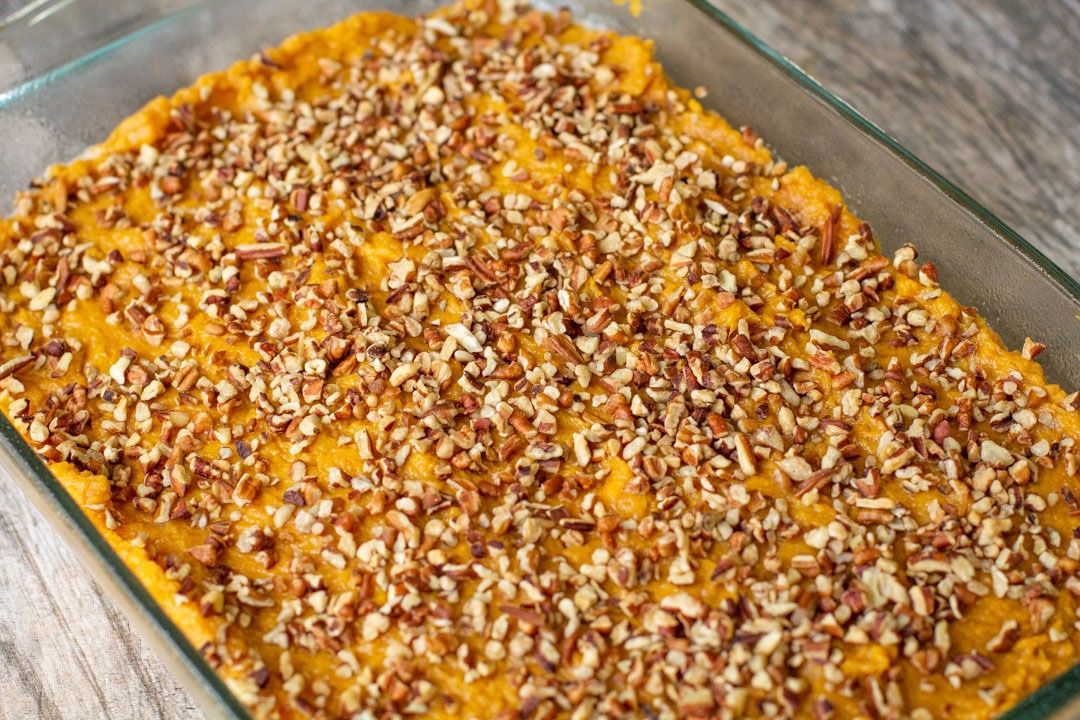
xmin=2 ymin=0 xmax=1079 ymax=718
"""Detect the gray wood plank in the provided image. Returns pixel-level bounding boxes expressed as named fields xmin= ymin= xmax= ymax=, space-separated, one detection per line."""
xmin=713 ymin=0 xmax=1080 ymax=277
xmin=1 ymin=2 xmax=1078 ymax=719
xmin=0 ymin=478 xmax=204 ymax=720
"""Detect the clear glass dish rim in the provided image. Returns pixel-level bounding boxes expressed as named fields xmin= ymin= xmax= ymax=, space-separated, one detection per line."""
xmin=2 ymin=1 xmax=1078 ymax=718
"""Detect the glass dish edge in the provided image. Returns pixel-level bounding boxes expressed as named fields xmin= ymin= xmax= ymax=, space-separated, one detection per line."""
xmin=0 ymin=417 xmax=253 ymax=719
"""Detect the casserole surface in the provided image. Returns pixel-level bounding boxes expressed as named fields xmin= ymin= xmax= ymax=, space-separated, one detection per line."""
xmin=2 ymin=1 xmax=1080 ymax=720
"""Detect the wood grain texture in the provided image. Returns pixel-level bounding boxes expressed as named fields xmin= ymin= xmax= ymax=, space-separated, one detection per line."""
xmin=1 ymin=2 xmax=1078 ymax=719
xmin=0 ymin=480 xmax=204 ymax=719
xmin=713 ymin=0 xmax=1080 ymax=278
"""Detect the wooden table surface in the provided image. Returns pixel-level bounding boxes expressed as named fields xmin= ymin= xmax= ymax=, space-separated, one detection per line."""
xmin=2 ymin=1 xmax=1079 ymax=718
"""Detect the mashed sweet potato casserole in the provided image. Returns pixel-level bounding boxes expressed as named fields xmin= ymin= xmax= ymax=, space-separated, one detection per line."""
xmin=2 ymin=2 xmax=1080 ymax=718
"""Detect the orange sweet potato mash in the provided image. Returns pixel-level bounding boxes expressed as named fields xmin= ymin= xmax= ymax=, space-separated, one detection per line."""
xmin=2 ymin=2 xmax=1079 ymax=719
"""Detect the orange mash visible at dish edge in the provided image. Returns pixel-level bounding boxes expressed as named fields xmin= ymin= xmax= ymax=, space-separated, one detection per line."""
xmin=2 ymin=1 xmax=1080 ymax=718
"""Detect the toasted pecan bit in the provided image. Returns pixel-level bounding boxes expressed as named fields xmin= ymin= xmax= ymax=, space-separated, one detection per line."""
xmin=794 ymin=467 xmax=837 ymax=498
xmin=543 ymin=334 xmax=583 ymax=365
xmin=235 ymin=243 xmax=287 ymax=260
xmin=0 ymin=355 xmax=32 ymax=380
xmin=189 ymin=543 xmax=220 ymax=566
xmin=1022 ymin=337 xmax=1046 ymax=360
xmin=818 ymin=204 xmax=841 ymax=266
xmin=160 ymin=175 xmax=183 ymax=195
